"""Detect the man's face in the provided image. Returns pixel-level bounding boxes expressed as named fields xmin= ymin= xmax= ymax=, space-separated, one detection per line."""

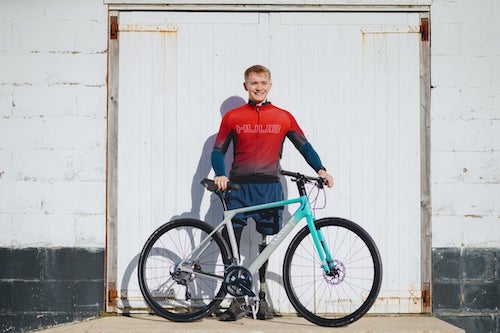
xmin=243 ymin=72 xmax=272 ymax=105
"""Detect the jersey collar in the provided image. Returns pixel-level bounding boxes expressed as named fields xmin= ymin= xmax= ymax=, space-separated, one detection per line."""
xmin=248 ymin=100 xmax=271 ymax=106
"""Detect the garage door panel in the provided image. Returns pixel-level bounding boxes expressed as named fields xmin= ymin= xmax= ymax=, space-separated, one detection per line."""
xmin=116 ymin=11 xmax=270 ymax=309
xmin=269 ymin=12 xmax=422 ymax=312
xmin=113 ymin=10 xmax=423 ymax=313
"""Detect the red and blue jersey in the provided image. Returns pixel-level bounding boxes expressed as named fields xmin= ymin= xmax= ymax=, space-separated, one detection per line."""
xmin=212 ymin=102 xmax=324 ymax=183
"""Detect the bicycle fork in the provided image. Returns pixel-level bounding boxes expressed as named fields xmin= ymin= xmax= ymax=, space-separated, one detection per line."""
xmin=306 ymin=215 xmax=336 ymax=275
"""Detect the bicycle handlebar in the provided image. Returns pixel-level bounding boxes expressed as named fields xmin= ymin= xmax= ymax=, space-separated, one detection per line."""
xmin=201 ymin=170 xmax=326 ymax=196
xmin=280 ymin=170 xmax=328 ymax=188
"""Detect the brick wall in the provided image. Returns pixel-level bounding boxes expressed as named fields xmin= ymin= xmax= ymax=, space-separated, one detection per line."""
xmin=0 ymin=248 xmax=104 ymax=332
xmin=431 ymin=2 xmax=500 ymax=245
xmin=0 ymin=1 xmax=107 ymax=332
xmin=431 ymin=1 xmax=500 ymax=332
xmin=0 ymin=1 xmax=107 ymax=248
xmin=433 ymin=248 xmax=500 ymax=333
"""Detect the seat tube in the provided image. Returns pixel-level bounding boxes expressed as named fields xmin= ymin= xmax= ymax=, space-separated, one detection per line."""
xmin=223 ymin=215 xmax=239 ymax=260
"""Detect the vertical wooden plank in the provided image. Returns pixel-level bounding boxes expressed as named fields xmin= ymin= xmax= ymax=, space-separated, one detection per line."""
xmin=106 ymin=10 xmax=120 ymax=312
xmin=419 ymin=11 xmax=432 ymax=314
xmin=115 ymin=28 xmax=144 ymax=305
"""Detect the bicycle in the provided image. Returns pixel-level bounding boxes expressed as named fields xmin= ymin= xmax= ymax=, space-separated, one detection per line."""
xmin=138 ymin=170 xmax=382 ymax=327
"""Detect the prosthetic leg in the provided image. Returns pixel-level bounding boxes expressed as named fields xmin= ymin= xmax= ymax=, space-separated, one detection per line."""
xmin=256 ymin=234 xmax=274 ymax=320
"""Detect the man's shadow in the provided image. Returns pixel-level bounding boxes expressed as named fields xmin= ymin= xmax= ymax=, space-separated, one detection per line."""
xmin=171 ymin=95 xmax=244 ymax=223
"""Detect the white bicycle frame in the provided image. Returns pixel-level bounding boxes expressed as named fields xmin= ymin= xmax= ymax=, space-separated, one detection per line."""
xmin=178 ymin=193 xmax=334 ymax=280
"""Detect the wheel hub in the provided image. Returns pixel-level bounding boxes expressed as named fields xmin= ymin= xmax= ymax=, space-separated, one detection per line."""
xmin=170 ymin=262 xmax=196 ymax=285
xmin=323 ymin=259 xmax=346 ymax=285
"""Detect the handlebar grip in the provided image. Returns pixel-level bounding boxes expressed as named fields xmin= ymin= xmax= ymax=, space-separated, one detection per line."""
xmin=317 ymin=176 xmax=328 ymax=188
xmin=280 ymin=170 xmax=300 ymax=177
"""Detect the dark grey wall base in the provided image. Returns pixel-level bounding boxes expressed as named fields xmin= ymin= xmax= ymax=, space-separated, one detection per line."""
xmin=2 ymin=246 xmax=498 ymax=332
xmin=0 ymin=247 xmax=104 ymax=333
xmin=433 ymin=248 xmax=500 ymax=333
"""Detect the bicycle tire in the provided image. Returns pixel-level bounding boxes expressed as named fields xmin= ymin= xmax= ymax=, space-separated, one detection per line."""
xmin=138 ymin=218 xmax=230 ymax=322
xmin=283 ymin=217 xmax=382 ymax=327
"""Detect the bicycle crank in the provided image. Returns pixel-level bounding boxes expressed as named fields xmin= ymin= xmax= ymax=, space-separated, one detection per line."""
xmin=224 ymin=266 xmax=255 ymax=297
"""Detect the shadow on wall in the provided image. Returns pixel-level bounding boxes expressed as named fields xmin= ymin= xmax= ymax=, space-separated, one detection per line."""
xmin=118 ymin=96 xmax=243 ymax=308
xmin=183 ymin=95 xmax=245 ymax=225
xmin=118 ymin=95 xmax=292 ymax=312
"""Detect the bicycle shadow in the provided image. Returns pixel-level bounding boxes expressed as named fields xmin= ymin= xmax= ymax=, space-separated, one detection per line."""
xmin=118 ymin=96 xmax=244 ymax=310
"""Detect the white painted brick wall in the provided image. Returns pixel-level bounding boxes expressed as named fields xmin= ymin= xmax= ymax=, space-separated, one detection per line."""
xmin=1 ymin=0 xmax=498 ymax=251
xmin=431 ymin=0 xmax=500 ymax=247
xmin=0 ymin=0 xmax=107 ymax=248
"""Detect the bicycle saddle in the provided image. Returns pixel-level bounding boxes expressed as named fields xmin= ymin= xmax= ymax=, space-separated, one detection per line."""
xmin=200 ymin=178 xmax=240 ymax=192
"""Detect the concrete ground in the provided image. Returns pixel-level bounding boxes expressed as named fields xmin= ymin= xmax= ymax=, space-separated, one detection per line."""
xmin=34 ymin=314 xmax=465 ymax=333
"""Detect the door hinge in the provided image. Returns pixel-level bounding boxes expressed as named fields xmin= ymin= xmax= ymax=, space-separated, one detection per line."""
xmin=110 ymin=16 xmax=118 ymax=40
xmin=422 ymin=282 xmax=431 ymax=307
xmin=108 ymin=288 xmax=118 ymax=306
xmin=420 ymin=17 xmax=429 ymax=42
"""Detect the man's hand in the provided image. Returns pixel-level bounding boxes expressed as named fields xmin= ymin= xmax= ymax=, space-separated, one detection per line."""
xmin=318 ymin=169 xmax=334 ymax=188
xmin=214 ymin=175 xmax=230 ymax=190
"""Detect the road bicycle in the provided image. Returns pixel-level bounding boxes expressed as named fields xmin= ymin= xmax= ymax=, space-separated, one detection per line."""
xmin=138 ymin=170 xmax=382 ymax=327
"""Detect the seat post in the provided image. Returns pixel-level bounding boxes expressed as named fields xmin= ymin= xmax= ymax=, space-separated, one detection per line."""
xmin=216 ymin=190 xmax=228 ymax=211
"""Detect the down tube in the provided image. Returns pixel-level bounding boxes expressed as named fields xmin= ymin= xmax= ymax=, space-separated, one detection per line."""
xmin=247 ymin=202 xmax=309 ymax=274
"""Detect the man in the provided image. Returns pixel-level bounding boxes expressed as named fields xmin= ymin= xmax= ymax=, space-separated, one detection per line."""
xmin=212 ymin=65 xmax=333 ymax=321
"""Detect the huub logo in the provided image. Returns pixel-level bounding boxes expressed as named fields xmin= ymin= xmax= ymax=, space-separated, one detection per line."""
xmin=236 ymin=124 xmax=281 ymax=134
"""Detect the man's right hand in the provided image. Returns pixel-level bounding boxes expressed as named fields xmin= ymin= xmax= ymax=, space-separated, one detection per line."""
xmin=318 ymin=169 xmax=334 ymax=188
xmin=214 ymin=175 xmax=230 ymax=190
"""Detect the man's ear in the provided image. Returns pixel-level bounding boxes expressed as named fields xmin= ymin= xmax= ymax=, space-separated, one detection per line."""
xmin=243 ymin=82 xmax=248 ymax=91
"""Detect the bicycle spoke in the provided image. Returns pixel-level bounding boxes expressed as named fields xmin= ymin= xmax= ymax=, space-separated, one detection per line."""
xmin=283 ymin=218 xmax=382 ymax=327
xmin=138 ymin=219 xmax=230 ymax=322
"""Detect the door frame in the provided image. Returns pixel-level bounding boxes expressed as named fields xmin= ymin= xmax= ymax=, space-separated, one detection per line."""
xmin=105 ymin=4 xmax=431 ymax=313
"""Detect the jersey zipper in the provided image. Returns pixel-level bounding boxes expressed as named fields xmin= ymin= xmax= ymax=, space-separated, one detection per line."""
xmin=254 ymin=105 xmax=260 ymax=174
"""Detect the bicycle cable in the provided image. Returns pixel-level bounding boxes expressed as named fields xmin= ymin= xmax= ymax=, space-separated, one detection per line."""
xmin=306 ymin=180 xmax=327 ymax=214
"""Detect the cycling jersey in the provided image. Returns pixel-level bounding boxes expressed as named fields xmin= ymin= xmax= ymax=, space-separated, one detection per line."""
xmin=212 ymin=102 xmax=324 ymax=183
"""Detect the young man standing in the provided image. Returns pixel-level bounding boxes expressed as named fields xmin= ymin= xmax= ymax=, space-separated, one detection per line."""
xmin=212 ymin=65 xmax=333 ymax=321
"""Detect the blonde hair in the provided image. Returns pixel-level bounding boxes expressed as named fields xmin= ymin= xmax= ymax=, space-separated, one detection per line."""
xmin=244 ymin=65 xmax=271 ymax=81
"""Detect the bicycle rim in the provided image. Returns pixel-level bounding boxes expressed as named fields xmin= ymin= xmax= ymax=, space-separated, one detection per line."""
xmin=283 ymin=217 xmax=382 ymax=327
xmin=138 ymin=218 xmax=230 ymax=322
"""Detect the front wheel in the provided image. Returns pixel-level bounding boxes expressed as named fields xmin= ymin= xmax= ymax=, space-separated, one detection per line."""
xmin=138 ymin=218 xmax=230 ymax=322
xmin=283 ymin=217 xmax=382 ymax=327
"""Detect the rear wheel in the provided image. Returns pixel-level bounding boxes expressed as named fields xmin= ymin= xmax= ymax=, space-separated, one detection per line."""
xmin=283 ymin=217 xmax=382 ymax=327
xmin=138 ymin=218 xmax=230 ymax=322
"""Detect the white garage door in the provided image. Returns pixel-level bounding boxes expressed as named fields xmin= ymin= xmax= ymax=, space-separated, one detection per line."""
xmin=109 ymin=10 xmax=423 ymax=314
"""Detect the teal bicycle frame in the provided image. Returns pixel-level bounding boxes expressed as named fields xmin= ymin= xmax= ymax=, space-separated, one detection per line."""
xmin=180 ymin=191 xmax=335 ymax=280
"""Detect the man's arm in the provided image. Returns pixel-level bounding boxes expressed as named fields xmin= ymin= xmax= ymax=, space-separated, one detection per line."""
xmin=211 ymin=150 xmax=226 ymax=177
xmin=298 ymin=142 xmax=334 ymax=188
xmin=211 ymin=150 xmax=230 ymax=190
